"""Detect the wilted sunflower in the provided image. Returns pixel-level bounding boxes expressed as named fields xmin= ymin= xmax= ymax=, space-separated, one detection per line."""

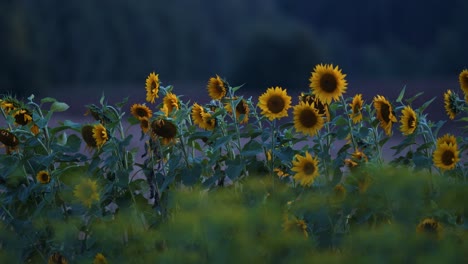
xmin=433 ymin=142 xmax=460 ymax=170
xmin=225 ymin=98 xmax=250 ymax=124
xmin=36 ymin=170 xmax=50 ymax=184
xmin=93 ymin=253 xmax=108 ymax=264
xmin=293 ymin=101 xmax=324 ymax=137
xmin=140 ymin=117 xmax=150 ymax=134
xmin=130 ymin=104 xmax=152 ymax=120
xmin=373 ymin=95 xmax=397 ymax=136
xmin=92 ymin=124 xmax=108 ymax=148
xmin=258 ymin=86 xmax=291 ymax=121
xmin=145 ymin=72 xmax=160 ymax=103
xmin=309 ymin=64 xmax=347 ymax=104
xmin=207 ymin=75 xmax=227 ymax=100
xmin=400 ymin=105 xmax=417 ymax=135
xmin=81 ymin=125 xmax=97 ymax=148
xmin=151 ymin=119 xmax=178 ymax=145
xmin=74 ymin=178 xmax=100 ymax=208
xmin=48 ymin=252 xmax=68 ymax=264
xmin=443 ymin=89 xmax=459 ymax=120
xmin=416 ymin=218 xmax=443 ymax=239
xmin=459 ymin=69 xmax=468 ymax=95
xmin=163 ymin=92 xmax=180 ymax=114
xmin=13 ymin=109 xmax=32 ymax=126
xmin=350 ymin=94 xmax=364 ymax=123
xmin=292 ymin=152 xmax=319 ymax=187
xmin=437 ymin=134 xmax=457 ymax=148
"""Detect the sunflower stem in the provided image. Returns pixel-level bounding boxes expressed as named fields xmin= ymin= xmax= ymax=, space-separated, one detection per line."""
xmin=340 ymin=95 xmax=357 ymax=151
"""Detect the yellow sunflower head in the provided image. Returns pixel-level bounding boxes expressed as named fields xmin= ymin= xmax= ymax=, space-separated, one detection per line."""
xmin=283 ymin=216 xmax=308 ymax=238
xmin=299 ymin=93 xmax=331 ymax=121
xmin=13 ymin=109 xmax=32 ymax=126
xmin=459 ymin=69 xmax=468 ymax=94
xmin=207 ymin=75 xmax=227 ymax=100
xmin=163 ymin=92 xmax=180 ymax=114
xmin=225 ymin=98 xmax=250 ymax=124
xmin=399 ymin=105 xmax=418 ymax=136
xmin=293 ymin=101 xmax=324 ymax=137
xmin=258 ymin=86 xmax=292 ymax=121
xmin=93 ymin=253 xmax=108 ymax=264
xmin=0 ymin=129 xmax=19 ymax=148
xmin=48 ymin=252 xmax=68 ymax=264
xmin=92 ymin=124 xmax=108 ymax=149
xmin=145 ymin=72 xmax=160 ymax=103
xmin=436 ymin=134 xmax=457 ymax=148
xmin=31 ymin=124 xmax=40 ymax=136
xmin=274 ymin=167 xmax=290 ymax=178
xmin=151 ymin=119 xmax=178 ymax=145
xmin=309 ymin=64 xmax=347 ymax=104
xmin=36 ymin=170 xmax=51 ymax=184
xmin=292 ymin=152 xmax=319 ymax=187
xmin=81 ymin=125 xmax=97 ymax=149
xmin=130 ymin=104 xmax=152 ymax=120
xmin=433 ymin=141 xmax=460 ymax=170
xmin=201 ymin=112 xmax=216 ymax=131
xmin=373 ymin=95 xmax=397 ymax=136
xmin=416 ymin=218 xmax=443 ymax=239
xmin=191 ymin=103 xmax=205 ymax=129
xmin=0 ymin=99 xmax=16 ymax=114
xmin=74 ymin=178 xmax=100 ymax=208
xmin=350 ymin=94 xmax=364 ymax=123
xmin=443 ymin=89 xmax=460 ymax=120
xmin=140 ymin=117 xmax=150 ymax=134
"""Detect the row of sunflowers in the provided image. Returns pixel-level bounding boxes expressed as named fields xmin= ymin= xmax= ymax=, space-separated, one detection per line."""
xmin=0 ymin=64 xmax=467 ymax=263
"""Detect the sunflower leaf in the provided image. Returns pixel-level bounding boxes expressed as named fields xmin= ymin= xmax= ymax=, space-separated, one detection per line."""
xmin=50 ymin=101 xmax=70 ymax=112
xmin=396 ymin=86 xmax=406 ymax=103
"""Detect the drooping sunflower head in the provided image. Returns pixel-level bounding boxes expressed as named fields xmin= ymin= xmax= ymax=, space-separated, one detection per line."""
xmin=145 ymin=72 xmax=160 ymax=103
xmin=73 ymin=178 xmax=100 ymax=208
xmin=92 ymin=124 xmax=108 ymax=148
xmin=130 ymin=104 xmax=152 ymax=120
xmin=81 ymin=125 xmax=97 ymax=149
xmin=373 ymin=95 xmax=397 ymax=136
xmin=443 ymin=89 xmax=460 ymax=120
xmin=293 ymin=101 xmax=324 ymax=137
xmin=36 ymin=170 xmax=51 ymax=184
xmin=93 ymin=253 xmax=108 ymax=264
xmin=309 ymin=64 xmax=347 ymax=104
xmin=0 ymin=98 xmax=17 ymax=114
xmin=163 ymin=92 xmax=180 ymax=114
xmin=13 ymin=109 xmax=33 ymax=126
xmin=436 ymin=134 xmax=457 ymax=148
xmin=258 ymin=86 xmax=292 ymax=121
xmin=350 ymin=94 xmax=364 ymax=123
xmin=225 ymin=98 xmax=250 ymax=124
xmin=416 ymin=218 xmax=443 ymax=239
xmin=151 ymin=119 xmax=178 ymax=145
xmin=0 ymin=129 xmax=19 ymax=148
xmin=291 ymin=152 xmax=319 ymax=187
xmin=140 ymin=117 xmax=150 ymax=134
xmin=433 ymin=142 xmax=460 ymax=170
xmin=400 ymin=105 xmax=418 ymax=136
xmin=191 ymin=103 xmax=205 ymax=129
xmin=459 ymin=69 xmax=468 ymax=94
xmin=207 ymin=75 xmax=227 ymax=100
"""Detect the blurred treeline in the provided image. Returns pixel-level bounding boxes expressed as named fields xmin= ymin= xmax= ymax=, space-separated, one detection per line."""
xmin=2 ymin=0 xmax=467 ymax=96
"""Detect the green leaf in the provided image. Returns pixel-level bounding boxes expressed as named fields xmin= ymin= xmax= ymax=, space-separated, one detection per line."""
xmin=41 ymin=97 xmax=57 ymax=104
xmin=225 ymin=158 xmax=243 ymax=181
xmin=418 ymin=97 xmax=436 ymax=113
xmin=50 ymin=101 xmax=70 ymax=112
xmin=181 ymin=164 xmax=201 ymax=186
xmin=396 ymin=86 xmax=406 ymax=103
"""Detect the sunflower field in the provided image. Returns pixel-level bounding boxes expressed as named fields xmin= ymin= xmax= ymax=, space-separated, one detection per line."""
xmin=1 ymin=65 xmax=467 ymax=263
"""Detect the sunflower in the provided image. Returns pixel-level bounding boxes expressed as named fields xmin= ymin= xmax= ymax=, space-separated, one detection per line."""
xmin=373 ymin=95 xmax=397 ymax=136
xmin=350 ymin=94 xmax=364 ymax=123
xmin=145 ymin=72 xmax=160 ymax=103
xmin=333 ymin=184 xmax=347 ymax=201
xmin=191 ymin=103 xmax=205 ymax=129
xmin=292 ymin=152 xmax=319 ymax=187
xmin=13 ymin=109 xmax=32 ymax=126
xmin=274 ymin=167 xmax=290 ymax=178
xmin=399 ymin=105 xmax=417 ymax=135
xmin=130 ymin=104 xmax=152 ymax=120
xmin=48 ymin=252 xmax=68 ymax=264
xmin=207 ymin=75 xmax=227 ymax=100
xmin=258 ymin=86 xmax=291 ymax=121
xmin=309 ymin=64 xmax=347 ymax=104
xmin=299 ymin=93 xmax=330 ymax=121
xmin=293 ymin=101 xmax=324 ymax=137
xmin=433 ymin=142 xmax=460 ymax=170
xmin=81 ymin=125 xmax=97 ymax=148
xmin=0 ymin=100 xmax=15 ymax=114
xmin=163 ymin=92 xmax=180 ymax=114
xmin=73 ymin=178 xmax=100 ymax=208
xmin=283 ymin=216 xmax=308 ymax=238
xmin=151 ymin=119 xmax=178 ymax=145
xmin=459 ymin=69 xmax=468 ymax=95
xmin=31 ymin=124 xmax=40 ymax=135
xmin=416 ymin=218 xmax=443 ymax=239
xmin=437 ymin=134 xmax=457 ymax=148
xmin=443 ymin=89 xmax=459 ymax=120
xmin=225 ymin=98 xmax=250 ymax=124
xmin=36 ymin=170 xmax=51 ymax=184
xmin=201 ymin=112 xmax=216 ymax=131
xmin=0 ymin=129 xmax=19 ymax=148
xmin=93 ymin=253 xmax=108 ymax=264
xmin=92 ymin=124 xmax=108 ymax=148
xmin=140 ymin=117 xmax=150 ymax=134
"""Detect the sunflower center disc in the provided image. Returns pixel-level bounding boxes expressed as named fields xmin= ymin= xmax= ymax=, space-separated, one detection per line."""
xmin=267 ymin=95 xmax=286 ymax=114
xmin=151 ymin=81 xmax=157 ymax=90
xmin=154 ymin=121 xmax=177 ymax=138
xmin=441 ymin=150 xmax=455 ymax=166
xmin=381 ymin=103 xmax=391 ymax=123
xmin=320 ymin=73 xmax=338 ymax=93
xmin=303 ymin=162 xmax=316 ymax=175
xmin=299 ymin=109 xmax=317 ymax=128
